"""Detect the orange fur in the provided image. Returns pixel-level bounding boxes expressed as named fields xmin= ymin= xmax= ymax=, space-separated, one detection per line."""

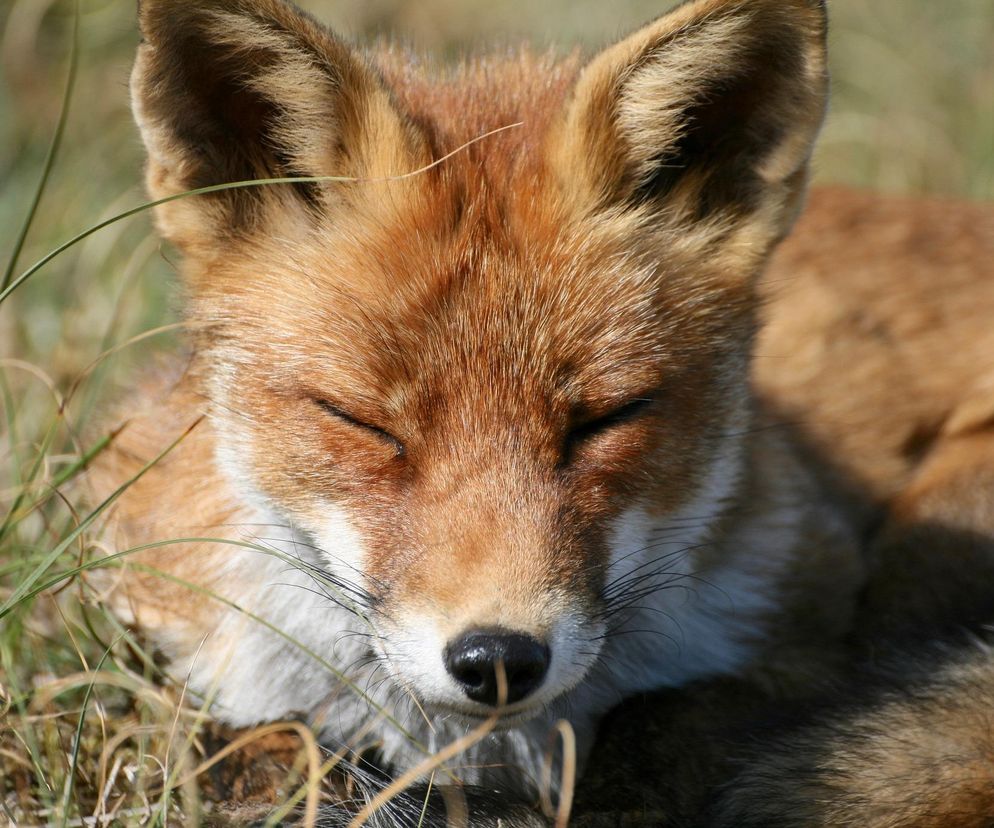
xmin=86 ymin=0 xmax=994 ymax=823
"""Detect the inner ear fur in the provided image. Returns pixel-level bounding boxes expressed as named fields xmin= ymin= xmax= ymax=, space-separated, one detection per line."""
xmin=133 ymin=0 xmax=424 ymax=247
xmin=554 ymin=0 xmax=828 ymax=236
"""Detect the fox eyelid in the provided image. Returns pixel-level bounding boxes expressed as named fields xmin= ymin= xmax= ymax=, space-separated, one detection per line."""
xmin=566 ymin=396 xmax=655 ymax=449
xmin=314 ymin=398 xmax=405 ymax=457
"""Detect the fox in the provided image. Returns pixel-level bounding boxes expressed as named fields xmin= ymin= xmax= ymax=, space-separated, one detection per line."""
xmin=87 ymin=0 xmax=994 ymax=824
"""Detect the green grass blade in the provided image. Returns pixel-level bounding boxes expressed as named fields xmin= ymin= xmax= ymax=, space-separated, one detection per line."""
xmin=0 ymin=123 xmax=520 ymax=305
xmin=0 ymin=428 xmax=117 ymax=538
xmin=0 ymin=175 xmax=349 ymax=305
xmin=59 ymin=634 xmax=122 ymax=827
xmin=0 ymin=417 xmax=200 ymax=618
xmin=0 ymin=0 xmax=80 ymax=293
xmin=0 ymin=370 xmax=23 ymax=485
xmin=1 ymin=534 xmax=420 ymax=744
xmin=0 ymin=415 xmax=63 ymax=543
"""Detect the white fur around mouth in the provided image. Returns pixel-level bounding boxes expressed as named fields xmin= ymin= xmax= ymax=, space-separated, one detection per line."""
xmin=426 ymin=701 xmax=547 ymax=729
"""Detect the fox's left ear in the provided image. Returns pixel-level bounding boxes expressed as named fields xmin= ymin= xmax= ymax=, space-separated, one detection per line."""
xmin=553 ymin=0 xmax=827 ymax=243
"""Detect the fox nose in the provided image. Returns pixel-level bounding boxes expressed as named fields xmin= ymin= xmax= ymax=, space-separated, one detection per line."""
xmin=444 ymin=630 xmax=550 ymax=706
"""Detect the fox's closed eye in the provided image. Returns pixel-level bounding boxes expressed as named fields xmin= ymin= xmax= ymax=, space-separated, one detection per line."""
xmin=314 ymin=398 xmax=405 ymax=456
xmin=567 ymin=397 xmax=656 ymax=449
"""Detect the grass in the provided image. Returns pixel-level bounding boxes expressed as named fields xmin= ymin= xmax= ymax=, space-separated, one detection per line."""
xmin=1 ymin=0 xmax=992 ymax=824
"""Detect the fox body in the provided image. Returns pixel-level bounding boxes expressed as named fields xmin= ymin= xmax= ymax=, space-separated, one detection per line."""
xmin=89 ymin=0 xmax=994 ymax=822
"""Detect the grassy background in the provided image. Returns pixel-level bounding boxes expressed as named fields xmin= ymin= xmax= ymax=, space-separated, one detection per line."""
xmin=1 ymin=0 xmax=992 ymax=823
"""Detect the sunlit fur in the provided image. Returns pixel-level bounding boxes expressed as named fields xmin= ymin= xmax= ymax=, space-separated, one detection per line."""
xmin=89 ymin=0 xmax=869 ymax=807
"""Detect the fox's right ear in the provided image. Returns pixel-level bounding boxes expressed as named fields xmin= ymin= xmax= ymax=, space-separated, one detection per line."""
xmin=553 ymin=0 xmax=828 ymax=248
xmin=132 ymin=0 xmax=426 ymax=252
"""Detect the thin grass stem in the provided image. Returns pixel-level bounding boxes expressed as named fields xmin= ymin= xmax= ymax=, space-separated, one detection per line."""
xmin=0 ymin=0 xmax=80 ymax=293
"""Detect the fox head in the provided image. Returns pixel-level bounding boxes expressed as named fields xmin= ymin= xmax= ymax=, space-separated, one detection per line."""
xmin=132 ymin=0 xmax=827 ymax=721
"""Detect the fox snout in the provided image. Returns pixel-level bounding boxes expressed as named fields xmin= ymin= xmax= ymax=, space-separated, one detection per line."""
xmin=371 ymin=533 xmax=603 ymax=719
xmin=444 ymin=629 xmax=551 ymax=706
xmin=379 ymin=610 xmax=597 ymax=720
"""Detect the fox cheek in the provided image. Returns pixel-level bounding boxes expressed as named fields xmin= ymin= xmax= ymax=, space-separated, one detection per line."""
xmin=307 ymin=504 xmax=373 ymax=591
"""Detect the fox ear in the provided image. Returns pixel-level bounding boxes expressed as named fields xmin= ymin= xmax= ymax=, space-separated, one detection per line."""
xmin=554 ymin=0 xmax=827 ymax=240
xmin=132 ymin=0 xmax=425 ymax=250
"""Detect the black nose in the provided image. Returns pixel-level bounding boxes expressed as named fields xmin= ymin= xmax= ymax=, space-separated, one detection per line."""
xmin=444 ymin=629 xmax=551 ymax=706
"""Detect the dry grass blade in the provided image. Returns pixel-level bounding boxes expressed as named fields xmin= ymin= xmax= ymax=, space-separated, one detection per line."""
xmin=348 ymin=662 xmax=510 ymax=827
xmin=539 ymin=720 xmax=577 ymax=828
xmin=176 ymin=722 xmax=324 ymax=827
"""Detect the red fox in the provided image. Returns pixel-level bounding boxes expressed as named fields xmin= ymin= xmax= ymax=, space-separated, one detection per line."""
xmin=89 ymin=0 xmax=994 ymax=823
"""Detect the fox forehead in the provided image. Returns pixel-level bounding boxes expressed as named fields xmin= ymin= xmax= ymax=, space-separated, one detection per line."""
xmin=180 ymin=44 xmax=762 ymax=414
xmin=208 ymin=199 xmax=746 ymax=430
xmin=204 ymin=169 xmax=748 ymax=413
